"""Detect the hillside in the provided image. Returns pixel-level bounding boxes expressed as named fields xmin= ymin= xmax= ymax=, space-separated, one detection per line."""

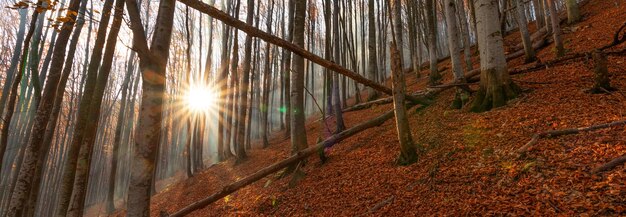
xmin=124 ymin=1 xmax=625 ymax=216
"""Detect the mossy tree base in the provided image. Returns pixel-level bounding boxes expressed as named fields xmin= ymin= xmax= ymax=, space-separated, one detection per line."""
xmin=471 ymin=80 xmax=520 ymax=113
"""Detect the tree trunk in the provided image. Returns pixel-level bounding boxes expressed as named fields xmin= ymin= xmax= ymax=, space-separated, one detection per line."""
xmin=6 ymin=0 xmax=84 ymax=215
xmin=260 ymin=0 xmax=274 ymax=149
xmin=366 ymin=0 xmax=380 ymax=101
xmin=290 ymin=0 xmax=308 ymax=156
xmin=548 ymin=0 xmax=565 ymax=57
xmin=125 ymin=0 xmax=176 ymax=215
xmin=67 ymin=0 xmax=125 ymax=215
xmin=470 ymin=0 xmax=519 ymax=112
xmin=56 ymin=0 xmax=116 ymax=214
xmin=389 ymin=2 xmax=419 ymax=166
xmin=25 ymin=1 xmax=89 ymax=215
xmin=425 ymin=0 xmax=441 ymax=85
xmin=0 ymin=8 xmax=27 ymax=118
xmin=457 ymin=0 xmax=473 ymax=71
xmin=234 ymin=0 xmax=255 ymax=164
xmin=445 ymin=0 xmax=470 ymax=109
xmin=332 ymin=0 xmax=346 ymax=133
xmin=565 ymin=0 xmax=580 ymax=24
xmin=283 ymin=0 xmax=295 ymax=138
xmin=515 ymin=0 xmax=536 ymax=63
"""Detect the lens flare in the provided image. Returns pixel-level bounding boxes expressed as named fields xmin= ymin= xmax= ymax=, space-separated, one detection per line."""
xmin=185 ymin=84 xmax=217 ymax=112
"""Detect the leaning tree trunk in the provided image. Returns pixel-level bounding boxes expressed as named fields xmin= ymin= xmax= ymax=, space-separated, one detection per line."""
xmin=6 ymin=0 xmax=84 ymax=215
xmin=24 ymin=1 xmax=89 ymax=215
xmin=56 ymin=0 xmax=116 ymax=214
xmin=515 ymin=0 xmax=536 ymax=63
xmin=470 ymin=0 xmax=519 ymax=113
xmin=67 ymin=0 xmax=125 ymax=215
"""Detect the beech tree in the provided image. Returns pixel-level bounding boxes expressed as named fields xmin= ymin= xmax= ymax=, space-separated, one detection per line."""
xmin=124 ymin=0 xmax=177 ymax=215
xmin=470 ymin=0 xmax=519 ymax=112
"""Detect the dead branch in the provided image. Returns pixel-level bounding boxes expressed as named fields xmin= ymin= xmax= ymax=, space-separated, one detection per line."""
xmin=166 ymin=106 xmax=408 ymax=217
xmin=365 ymin=196 xmax=395 ymax=215
xmin=592 ymin=154 xmax=626 ymax=174
xmin=178 ymin=0 xmax=431 ymax=106
xmin=517 ymin=120 xmax=626 ymax=154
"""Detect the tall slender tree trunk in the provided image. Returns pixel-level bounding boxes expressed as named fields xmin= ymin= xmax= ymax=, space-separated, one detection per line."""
xmin=25 ymin=1 xmax=89 ymax=215
xmin=332 ymin=0 xmax=346 ymax=133
xmin=67 ymin=0 xmax=125 ymax=215
xmin=366 ymin=0 xmax=379 ymax=101
xmin=425 ymin=0 xmax=441 ymax=85
xmin=235 ymin=0 xmax=255 ymax=163
xmin=124 ymin=0 xmax=177 ymax=215
xmin=0 ymin=8 xmax=27 ymax=118
xmin=457 ymin=0 xmax=473 ymax=71
xmin=56 ymin=0 xmax=116 ymax=214
xmin=389 ymin=11 xmax=419 ymax=165
xmin=283 ymin=0 xmax=295 ymax=138
xmin=6 ymin=0 xmax=84 ymax=215
xmin=515 ymin=0 xmax=536 ymax=63
xmin=445 ymin=0 xmax=470 ymax=109
xmin=261 ymin=0 xmax=274 ymax=148
xmin=548 ymin=0 xmax=565 ymax=57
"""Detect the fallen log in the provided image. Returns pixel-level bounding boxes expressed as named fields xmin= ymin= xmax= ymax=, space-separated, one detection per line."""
xmin=517 ymin=120 xmax=626 ymax=154
xmin=177 ymin=0 xmax=431 ymax=106
xmin=592 ymin=155 xmax=626 ymax=174
xmin=166 ymin=106 xmax=407 ymax=217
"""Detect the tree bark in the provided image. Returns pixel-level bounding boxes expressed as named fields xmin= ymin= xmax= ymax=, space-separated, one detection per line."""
xmin=124 ymin=0 xmax=177 ymax=215
xmin=470 ymin=0 xmax=519 ymax=112
xmin=66 ymin=0 xmax=125 ymax=215
xmin=235 ymin=0 xmax=255 ymax=163
xmin=565 ymin=0 xmax=580 ymax=24
xmin=290 ymin=0 xmax=308 ymax=157
xmin=547 ymin=0 xmax=564 ymax=57
xmin=6 ymin=0 xmax=84 ymax=215
xmin=444 ymin=0 xmax=470 ymax=109
xmin=425 ymin=0 xmax=441 ymax=85
xmin=366 ymin=0 xmax=380 ymax=101
xmin=515 ymin=0 xmax=536 ymax=63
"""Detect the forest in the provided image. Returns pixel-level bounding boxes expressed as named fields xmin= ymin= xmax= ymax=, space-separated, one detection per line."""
xmin=0 ymin=0 xmax=624 ymax=216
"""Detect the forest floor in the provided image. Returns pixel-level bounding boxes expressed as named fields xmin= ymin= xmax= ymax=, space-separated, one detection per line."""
xmin=111 ymin=1 xmax=625 ymax=216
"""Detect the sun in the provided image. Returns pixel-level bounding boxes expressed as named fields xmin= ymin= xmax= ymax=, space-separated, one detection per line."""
xmin=184 ymin=84 xmax=217 ymax=112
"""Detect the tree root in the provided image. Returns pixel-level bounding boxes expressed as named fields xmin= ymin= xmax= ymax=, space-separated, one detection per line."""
xmin=517 ymin=120 xmax=626 ymax=154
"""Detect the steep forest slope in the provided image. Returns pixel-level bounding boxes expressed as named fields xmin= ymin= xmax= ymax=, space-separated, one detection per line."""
xmin=114 ymin=0 xmax=625 ymax=216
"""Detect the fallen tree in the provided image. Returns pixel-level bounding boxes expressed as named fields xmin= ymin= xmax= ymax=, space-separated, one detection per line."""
xmin=165 ymin=105 xmax=411 ymax=217
xmin=517 ymin=120 xmax=626 ymax=154
xmin=177 ymin=0 xmax=431 ymax=106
